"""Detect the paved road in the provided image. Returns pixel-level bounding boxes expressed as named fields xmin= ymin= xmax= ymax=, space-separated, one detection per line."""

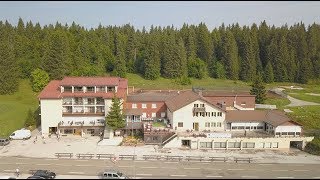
xmin=0 ymin=156 xmax=320 ymax=179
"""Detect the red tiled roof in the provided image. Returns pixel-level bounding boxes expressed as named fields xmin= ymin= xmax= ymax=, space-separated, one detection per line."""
xmin=202 ymin=91 xmax=255 ymax=97
xmin=59 ymin=76 xmax=122 ymax=86
xmin=38 ymin=80 xmax=61 ymax=99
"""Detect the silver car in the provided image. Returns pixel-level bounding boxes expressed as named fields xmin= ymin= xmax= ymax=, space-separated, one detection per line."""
xmin=99 ymin=170 xmax=129 ymax=179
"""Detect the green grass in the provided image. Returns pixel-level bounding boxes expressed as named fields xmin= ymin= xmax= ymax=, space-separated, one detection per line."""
xmin=264 ymin=97 xmax=291 ymax=110
xmin=152 ymin=121 xmax=166 ymax=127
xmin=0 ymin=79 xmax=38 ymax=137
xmin=288 ymin=93 xmax=320 ymax=104
xmin=287 ymin=106 xmax=320 ymax=130
xmin=126 ymin=73 xmax=251 ymax=91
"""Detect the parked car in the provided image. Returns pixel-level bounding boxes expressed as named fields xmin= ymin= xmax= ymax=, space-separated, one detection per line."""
xmin=0 ymin=138 xmax=10 ymax=146
xmin=9 ymin=128 xmax=31 ymax=140
xmin=26 ymin=176 xmax=46 ymax=179
xmin=98 ymin=170 xmax=129 ymax=179
xmin=31 ymin=170 xmax=56 ymax=179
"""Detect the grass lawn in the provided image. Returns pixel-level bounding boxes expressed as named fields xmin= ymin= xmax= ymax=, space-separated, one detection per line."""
xmin=287 ymin=93 xmax=320 ymax=104
xmin=0 ymin=79 xmax=38 ymax=137
xmin=126 ymin=73 xmax=251 ymax=91
xmin=264 ymin=97 xmax=290 ymax=110
xmin=152 ymin=121 xmax=166 ymax=127
xmin=287 ymin=106 xmax=320 ymax=130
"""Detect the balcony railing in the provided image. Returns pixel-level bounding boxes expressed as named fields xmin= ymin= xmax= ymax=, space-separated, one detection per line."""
xmin=193 ymin=107 xmax=206 ymax=113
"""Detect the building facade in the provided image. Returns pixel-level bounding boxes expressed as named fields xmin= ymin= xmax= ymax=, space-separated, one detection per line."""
xmin=38 ymin=77 xmax=128 ymax=136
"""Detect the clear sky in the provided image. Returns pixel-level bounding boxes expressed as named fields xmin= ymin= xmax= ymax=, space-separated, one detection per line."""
xmin=0 ymin=1 xmax=319 ymax=30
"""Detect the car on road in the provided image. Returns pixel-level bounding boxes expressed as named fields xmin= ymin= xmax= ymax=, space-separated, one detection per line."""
xmin=98 ymin=170 xmax=129 ymax=179
xmin=31 ymin=170 xmax=56 ymax=179
xmin=0 ymin=138 xmax=10 ymax=146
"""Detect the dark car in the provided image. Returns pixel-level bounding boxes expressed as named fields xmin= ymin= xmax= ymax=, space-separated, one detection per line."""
xmin=0 ymin=138 xmax=10 ymax=146
xmin=32 ymin=170 xmax=56 ymax=179
xmin=27 ymin=176 xmax=46 ymax=179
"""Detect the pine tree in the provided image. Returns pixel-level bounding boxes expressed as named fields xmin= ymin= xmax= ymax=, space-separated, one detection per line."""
xmin=176 ymin=38 xmax=188 ymax=77
xmin=196 ymin=23 xmax=213 ymax=65
xmin=161 ymin=32 xmax=180 ymax=78
xmin=240 ymin=30 xmax=256 ymax=82
xmin=264 ymin=61 xmax=274 ymax=83
xmin=113 ymin=32 xmax=127 ymax=78
xmin=106 ymin=94 xmax=125 ymax=131
xmin=143 ymin=35 xmax=161 ymax=80
xmin=250 ymin=74 xmax=266 ymax=104
xmin=221 ymin=30 xmax=239 ymax=80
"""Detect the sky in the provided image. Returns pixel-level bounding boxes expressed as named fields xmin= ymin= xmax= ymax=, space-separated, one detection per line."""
xmin=0 ymin=1 xmax=319 ymax=30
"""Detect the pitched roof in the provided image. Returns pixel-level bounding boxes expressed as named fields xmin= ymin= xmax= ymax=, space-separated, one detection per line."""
xmin=202 ymin=91 xmax=255 ymax=97
xmin=38 ymin=80 xmax=61 ymax=99
xmin=165 ymin=91 xmax=224 ymax=112
xmin=127 ymin=91 xmax=179 ymax=102
xmin=225 ymin=110 xmax=301 ymax=127
xmin=59 ymin=76 xmax=123 ymax=86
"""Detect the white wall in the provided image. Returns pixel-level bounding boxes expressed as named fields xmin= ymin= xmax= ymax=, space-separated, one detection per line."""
xmin=40 ymin=99 xmax=63 ymax=134
xmin=104 ymin=99 xmax=113 ymax=116
xmin=167 ymin=108 xmax=173 ymax=127
xmin=275 ymin=125 xmax=302 ymax=133
xmin=172 ymin=100 xmax=225 ymax=131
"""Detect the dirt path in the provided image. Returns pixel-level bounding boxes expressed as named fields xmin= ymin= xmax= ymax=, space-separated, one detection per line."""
xmin=270 ymin=88 xmax=320 ymax=107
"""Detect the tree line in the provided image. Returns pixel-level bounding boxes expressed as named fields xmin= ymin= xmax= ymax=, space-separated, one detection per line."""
xmin=0 ymin=18 xmax=320 ymax=94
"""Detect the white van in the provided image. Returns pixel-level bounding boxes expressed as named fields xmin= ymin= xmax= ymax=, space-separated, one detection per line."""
xmin=9 ymin=128 xmax=31 ymax=140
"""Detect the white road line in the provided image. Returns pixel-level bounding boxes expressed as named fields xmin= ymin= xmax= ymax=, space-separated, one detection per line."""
xmin=15 ymin=162 xmax=28 ymax=165
xmin=75 ymin=164 xmax=93 ymax=167
xmin=259 ymin=164 xmax=273 ymax=166
xmin=55 ymin=164 xmax=72 ymax=166
xmin=68 ymin=172 xmax=85 ymax=174
xmin=118 ymin=165 xmax=133 ymax=168
xmin=164 ymin=162 xmax=178 ymax=164
xmin=17 ymin=158 xmax=30 ymax=160
xmin=140 ymin=167 xmax=157 ymax=169
xmin=227 ymin=169 xmax=244 ymax=171
xmin=206 ymin=175 xmax=223 ymax=178
xmin=294 ymin=170 xmax=309 ymax=172
xmin=208 ymin=169 xmax=222 ymax=171
xmin=3 ymin=170 xmax=14 ymax=172
xmin=242 ymin=176 xmax=258 ymax=178
xmin=36 ymin=164 xmax=51 ymax=166
xmin=170 ymin=175 xmax=187 ymax=177
xmin=184 ymin=167 xmax=200 ymax=170
xmin=45 ymin=159 xmax=58 ymax=161
xmin=136 ymin=174 xmax=152 ymax=176
xmin=276 ymin=177 xmax=294 ymax=179
xmin=272 ymin=170 xmax=288 ymax=172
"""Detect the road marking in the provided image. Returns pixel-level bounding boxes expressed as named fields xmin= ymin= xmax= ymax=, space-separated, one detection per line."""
xmin=164 ymin=162 xmax=178 ymax=164
xmin=140 ymin=167 xmax=157 ymax=169
xmin=136 ymin=174 xmax=152 ymax=176
xmin=242 ymin=176 xmax=258 ymax=178
xmin=119 ymin=165 xmax=133 ymax=168
xmin=276 ymin=177 xmax=294 ymax=179
xmin=291 ymin=165 xmax=304 ymax=167
xmin=170 ymin=175 xmax=187 ymax=177
xmin=55 ymin=164 xmax=72 ymax=166
xmin=293 ymin=170 xmax=309 ymax=172
xmin=272 ymin=170 xmax=288 ymax=172
xmin=259 ymin=164 xmax=273 ymax=166
xmin=45 ymin=159 xmax=58 ymax=161
xmin=206 ymin=175 xmax=223 ymax=178
xmin=15 ymin=162 xmax=28 ymax=165
xmin=201 ymin=163 xmax=210 ymax=165
xmin=75 ymin=164 xmax=93 ymax=167
xmin=3 ymin=170 xmax=14 ymax=172
xmin=227 ymin=169 xmax=244 ymax=171
xmin=17 ymin=157 xmax=30 ymax=160
xmin=36 ymin=164 xmax=51 ymax=166
xmin=68 ymin=172 xmax=85 ymax=174
xmin=184 ymin=167 xmax=200 ymax=170
xmin=208 ymin=168 xmax=222 ymax=171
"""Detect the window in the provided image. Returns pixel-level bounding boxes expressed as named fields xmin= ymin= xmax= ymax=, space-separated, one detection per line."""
xmin=217 ymin=122 xmax=222 ymax=127
xmin=205 ymin=122 xmax=210 ymax=127
xmin=142 ymin=104 xmax=147 ymax=109
xmin=200 ymin=104 xmax=205 ymax=107
xmin=142 ymin=113 xmax=147 ymax=118
xmin=200 ymin=142 xmax=212 ymax=148
xmin=161 ymin=112 xmax=166 ymax=118
xmin=281 ymin=132 xmax=288 ymax=135
xmin=214 ymin=142 xmax=226 ymax=148
xmin=242 ymin=142 xmax=255 ymax=148
xmin=211 ymin=122 xmax=216 ymax=127
xmin=257 ymin=126 xmax=263 ymax=129
xmin=107 ymin=87 xmax=115 ymax=92
xmin=232 ymin=126 xmax=237 ymax=130
xmin=245 ymin=126 xmax=250 ymax=129
xmin=132 ymin=104 xmax=137 ymax=109
xmin=265 ymin=142 xmax=271 ymax=148
xmin=238 ymin=126 xmax=245 ymax=129
xmin=152 ymin=136 xmax=158 ymax=141
xmin=87 ymin=86 xmax=94 ymax=92
xmin=64 ymin=86 xmax=72 ymax=92
xmin=288 ymin=132 xmax=295 ymax=135
xmin=152 ymin=104 xmax=157 ymax=108
xmin=217 ymin=112 xmax=222 ymax=117
xmin=241 ymin=102 xmax=246 ymax=105
xmin=178 ymin=122 xmax=183 ymax=127
xmin=194 ymin=104 xmax=199 ymax=107
xmin=272 ymin=142 xmax=278 ymax=148
xmin=296 ymin=132 xmax=301 ymax=136
xmin=152 ymin=113 xmax=156 ymax=117
xmin=213 ymin=112 xmax=217 ymax=117
xmin=275 ymin=132 xmax=280 ymax=135
xmin=64 ymin=129 xmax=73 ymax=134
xmin=228 ymin=142 xmax=241 ymax=148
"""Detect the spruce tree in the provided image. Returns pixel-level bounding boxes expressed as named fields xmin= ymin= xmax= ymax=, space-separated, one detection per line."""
xmin=196 ymin=23 xmax=213 ymax=64
xmin=264 ymin=61 xmax=274 ymax=83
xmin=113 ymin=32 xmax=127 ymax=78
xmin=221 ymin=30 xmax=239 ymax=80
xmin=143 ymin=35 xmax=161 ymax=80
xmin=240 ymin=31 xmax=256 ymax=82
xmin=250 ymin=74 xmax=267 ymax=104
xmin=106 ymin=94 xmax=125 ymax=131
